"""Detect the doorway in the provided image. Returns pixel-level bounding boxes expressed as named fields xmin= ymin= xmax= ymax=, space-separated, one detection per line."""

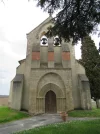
xmin=45 ymin=90 xmax=57 ymax=113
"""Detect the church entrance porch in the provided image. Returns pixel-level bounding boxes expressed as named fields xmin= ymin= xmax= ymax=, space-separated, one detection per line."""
xmin=36 ymin=82 xmax=67 ymax=114
xmin=45 ymin=90 xmax=57 ymax=113
xmin=33 ymin=73 xmax=74 ymax=114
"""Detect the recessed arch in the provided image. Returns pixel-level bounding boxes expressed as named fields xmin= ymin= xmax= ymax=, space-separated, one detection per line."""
xmin=36 ymin=20 xmax=54 ymax=39
xmin=38 ymin=83 xmax=64 ymax=98
xmin=37 ymin=72 xmax=66 ymax=97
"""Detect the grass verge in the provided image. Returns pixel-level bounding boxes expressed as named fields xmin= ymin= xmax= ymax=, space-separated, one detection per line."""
xmin=14 ymin=119 xmax=100 ymax=134
xmin=0 ymin=106 xmax=30 ymax=124
xmin=68 ymin=108 xmax=100 ymax=117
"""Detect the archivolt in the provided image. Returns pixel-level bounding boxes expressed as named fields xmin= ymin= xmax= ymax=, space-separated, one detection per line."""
xmin=38 ymin=83 xmax=65 ymax=98
xmin=37 ymin=72 xmax=66 ymax=98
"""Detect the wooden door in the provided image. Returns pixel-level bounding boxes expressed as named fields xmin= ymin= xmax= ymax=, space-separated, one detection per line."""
xmin=45 ymin=90 xmax=57 ymax=113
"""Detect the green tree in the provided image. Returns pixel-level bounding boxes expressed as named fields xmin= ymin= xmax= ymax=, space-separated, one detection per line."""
xmin=36 ymin=0 xmax=100 ymax=43
xmin=80 ymin=36 xmax=100 ymax=108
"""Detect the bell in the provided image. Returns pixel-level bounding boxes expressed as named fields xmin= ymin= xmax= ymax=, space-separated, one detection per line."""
xmin=54 ymin=36 xmax=60 ymax=46
xmin=42 ymin=38 xmax=47 ymax=45
xmin=40 ymin=35 xmax=48 ymax=46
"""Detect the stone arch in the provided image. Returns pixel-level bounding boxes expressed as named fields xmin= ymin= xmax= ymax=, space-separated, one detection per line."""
xmin=37 ymin=72 xmax=66 ymax=98
xmin=36 ymin=72 xmax=74 ymax=113
xmin=38 ymin=83 xmax=64 ymax=98
xmin=40 ymin=31 xmax=46 ymax=38
xmin=36 ymin=21 xmax=54 ymax=39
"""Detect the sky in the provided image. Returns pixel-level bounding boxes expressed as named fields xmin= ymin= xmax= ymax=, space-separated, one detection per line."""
xmin=0 ymin=0 xmax=100 ymax=95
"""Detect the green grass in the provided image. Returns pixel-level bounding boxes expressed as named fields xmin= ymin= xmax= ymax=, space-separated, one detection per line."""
xmin=14 ymin=119 xmax=100 ymax=134
xmin=68 ymin=108 xmax=100 ymax=117
xmin=0 ymin=106 xmax=30 ymax=124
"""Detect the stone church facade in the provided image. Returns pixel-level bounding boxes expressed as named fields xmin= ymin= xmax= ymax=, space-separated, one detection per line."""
xmin=9 ymin=16 xmax=91 ymax=114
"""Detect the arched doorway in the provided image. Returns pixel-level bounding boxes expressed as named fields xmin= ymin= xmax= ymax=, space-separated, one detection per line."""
xmin=45 ymin=90 xmax=57 ymax=113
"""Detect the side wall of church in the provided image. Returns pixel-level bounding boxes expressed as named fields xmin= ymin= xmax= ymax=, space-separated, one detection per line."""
xmin=15 ymin=61 xmax=29 ymax=110
xmin=67 ymin=41 xmax=79 ymax=108
xmin=67 ymin=41 xmax=87 ymax=109
xmin=12 ymin=80 xmax=24 ymax=110
xmin=74 ymin=61 xmax=86 ymax=109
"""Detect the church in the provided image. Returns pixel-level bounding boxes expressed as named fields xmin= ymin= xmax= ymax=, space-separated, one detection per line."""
xmin=9 ymin=15 xmax=92 ymax=114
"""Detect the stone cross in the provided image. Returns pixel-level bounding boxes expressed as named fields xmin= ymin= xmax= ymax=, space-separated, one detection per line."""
xmin=48 ymin=8 xmax=53 ymax=16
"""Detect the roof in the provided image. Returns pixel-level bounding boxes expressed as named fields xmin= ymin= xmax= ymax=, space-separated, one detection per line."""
xmin=13 ymin=74 xmax=24 ymax=82
xmin=78 ymin=74 xmax=89 ymax=81
xmin=18 ymin=59 xmax=26 ymax=64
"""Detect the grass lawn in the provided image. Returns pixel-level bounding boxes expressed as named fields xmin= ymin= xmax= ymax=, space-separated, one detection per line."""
xmin=14 ymin=119 xmax=100 ymax=134
xmin=68 ymin=108 xmax=100 ymax=117
xmin=0 ymin=106 xmax=30 ymax=124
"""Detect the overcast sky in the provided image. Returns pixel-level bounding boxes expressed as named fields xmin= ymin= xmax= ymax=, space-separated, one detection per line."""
xmin=0 ymin=0 xmax=100 ymax=95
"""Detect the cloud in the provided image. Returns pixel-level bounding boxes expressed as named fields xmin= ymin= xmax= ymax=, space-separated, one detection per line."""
xmin=0 ymin=27 xmax=7 ymax=41
xmin=0 ymin=67 xmax=13 ymax=95
xmin=0 ymin=40 xmax=26 ymax=95
xmin=0 ymin=0 xmax=49 ymax=95
xmin=0 ymin=82 xmax=10 ymax=95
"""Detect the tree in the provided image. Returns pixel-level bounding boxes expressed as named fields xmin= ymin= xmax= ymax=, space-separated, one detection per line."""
xmin=79 ymin=36 xmax=100 ymax=108
xmin=36 ymin=0 xmax=100 ymax=43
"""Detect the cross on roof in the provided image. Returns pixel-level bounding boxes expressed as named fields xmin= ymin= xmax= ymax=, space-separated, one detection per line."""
xmin=48 ymin=8 xmax=53 ymax=16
